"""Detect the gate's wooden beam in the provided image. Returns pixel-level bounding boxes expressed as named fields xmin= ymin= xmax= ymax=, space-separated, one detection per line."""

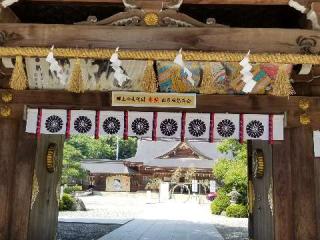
xmin=24 ymin=0 xmax=289 ymax=5
xmin=2 ymin=90 xmax=320 ymax=128
xmin=0 ymin=24 xmax=319 ymax=53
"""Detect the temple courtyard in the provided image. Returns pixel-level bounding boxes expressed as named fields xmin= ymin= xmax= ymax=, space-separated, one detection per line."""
xmin=58 ymin=193 xmax=248 ymax=240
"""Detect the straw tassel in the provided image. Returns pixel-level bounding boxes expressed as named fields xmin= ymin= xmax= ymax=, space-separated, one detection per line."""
xmin=67 ymin=59 xmax=85 ymax=93
xmin=270 ymin=66 xmax=295 ymax=97
xmin=200 ymin=62 xmax=225 ymax=94
xmin=142 ymin=60 xmax=158 ymax=92
xmin=9 ymin=56 xmax=28 ymax=90
xmin=171 ymin=64 xmax=189 ymax=93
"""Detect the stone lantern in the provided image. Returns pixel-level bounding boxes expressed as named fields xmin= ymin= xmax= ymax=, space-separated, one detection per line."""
xmin=227 ymin=186 xmax=241 ymax=204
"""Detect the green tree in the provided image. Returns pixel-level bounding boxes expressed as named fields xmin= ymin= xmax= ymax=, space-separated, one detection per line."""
xmin=61 ymin=135 xmax=138 ymax=184
xmin=62 ymin=144 xmax=87 ymax=184
xmin=213 ymin=139 xmax=248 ymax=206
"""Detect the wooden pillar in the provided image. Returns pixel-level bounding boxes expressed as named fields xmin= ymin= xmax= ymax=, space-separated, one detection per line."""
xmin=273 ymin=129 xmax=294 ymax=240
xmin=273 ymin=127 xmax=318 ymax=240
xmin=28 ymin=135 xmax=64 ymax=240
xmin=9 ymin=121 xmax=37 ymax=240
xmin=0 ymin=119 xmax=20 ymax=240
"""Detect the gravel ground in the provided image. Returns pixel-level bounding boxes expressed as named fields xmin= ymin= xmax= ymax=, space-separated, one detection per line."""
xmin=211 ymin=216 xmax=248 ymax=240
xmin=57 ymin=222 xmax=121 ymax=240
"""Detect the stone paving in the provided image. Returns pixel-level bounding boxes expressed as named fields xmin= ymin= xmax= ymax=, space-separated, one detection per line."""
xmin=99 ymin=201 xmax=224 ymax=240
xmin=58 ymin=193 xmax=248 ymax=240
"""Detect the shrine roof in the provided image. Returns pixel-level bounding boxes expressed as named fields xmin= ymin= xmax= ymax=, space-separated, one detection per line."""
xmin=125 ymin=140 xmax=230 ymax=169
xmin=81 ymin=160 xmax=136 ymax=174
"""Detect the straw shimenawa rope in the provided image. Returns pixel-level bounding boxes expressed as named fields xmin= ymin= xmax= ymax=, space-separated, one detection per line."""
xmin=9 ymin=56 xmax=28 ymax=90
xmin=0 ymin=47 xmax=319 ymax=64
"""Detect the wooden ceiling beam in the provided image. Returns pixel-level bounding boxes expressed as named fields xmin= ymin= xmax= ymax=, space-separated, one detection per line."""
xmin=0 ymin=24 xmax=319 ymax=53
xmin=23 ymin=0 xmax=289 ymax=5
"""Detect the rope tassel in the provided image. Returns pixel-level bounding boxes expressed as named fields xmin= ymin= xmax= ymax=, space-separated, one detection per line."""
xmin=68 ymin=59 xmax=85 ymax=93
xmin=270 ymin=66 xmax=295 ymax=97
xmin=9 ymin=56 xmax=28 ymax=90
xmin=142 ymin=60 xmax=158 ymax=93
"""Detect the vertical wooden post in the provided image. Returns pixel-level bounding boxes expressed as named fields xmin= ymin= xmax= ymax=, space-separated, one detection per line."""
xmin=273 ymin=127 xmax=318 ymax=240
xmin=28 ymin=135 xmax=64 ymax=240
xmin=9 ymin=121 xmax=37 ymax=240
xmin=0 ymin=119 xmax=20 ymax=240
xmin=290 ymin=127 xmax=318 ymax=240
xmin=273 ymin=129 xmax=294 ymax=240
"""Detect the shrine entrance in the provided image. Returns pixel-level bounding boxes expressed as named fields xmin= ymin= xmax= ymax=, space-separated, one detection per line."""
xmin=0 ymin=0 xmax=320 ymax=240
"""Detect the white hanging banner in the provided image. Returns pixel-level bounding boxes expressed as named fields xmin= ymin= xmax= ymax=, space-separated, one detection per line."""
xmin=214 ymin=114 xmax=240 ymax=140
xmin=210 ymin=180 xmax=216 ymax=193
xmin=41 ymin=109 xmax=67 ymax=134
xmin=272 ymin=115 xmax=284 ymax=141
xmin=314 ymin=131 xmax=320 ymax=157
xmin=25 ymin=108 xmax=285 ymax=142
xmin=156 ymin=112 xmax=182 ymax=139
xmin=26 ymin=108 xmax=38 ymax=133
xmin=128 ymin=111 xmax=153 ymax=138
xmin=70 ymin=110 xmax=96 ymax=136
xmin=99 ymin=111 xmax=124 ymax=137
xmin=185 ymin=113 xmax=211 ymax=140
xmin=243 ymin=114 xmax=269 ymax=140
xmin=192 ymin=180 xmax=198 ymax=193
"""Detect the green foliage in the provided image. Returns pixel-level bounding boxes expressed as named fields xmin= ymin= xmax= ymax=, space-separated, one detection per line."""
xmin=226 ymin=204 xmax=248 ymax=218
xmin=65 ymin=135 xmax=138 ymax=160
xmin=171 ymin=167 xmax=183 ymax=183
xmin=212 ymin=158 xmax=232 ymax=182
xmin=184 ymin=167 xmax=196 ymax=183
xmin=59 ymin=193 xmax=76 ymax=211
xmin=211 ymin=189 xmax=230 ymax=215
xmin=217 ymin=139 xmax=247 ymax=161
xmin=62 ymin=135 xmax=138 ymax=184
xmin=213 ymin=139 xmax=248 ymax=206
xmin=63 ymin=185 xmax=82 ymax=194
xmin=145 ymin=178 xmax=162 ymax=191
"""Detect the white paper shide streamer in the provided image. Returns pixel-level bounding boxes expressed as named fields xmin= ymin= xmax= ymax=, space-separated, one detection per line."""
xmin=174 ymin=48 xmax=194 ymax=86
xmin=240 ymin=51 xmax=256 ymax=93
xmin=46 ymin=46 xmax=68 ymax=85
xmin=1 ymin=0 xmax=19 ymax=8
xmin=110 ymin=47 xmax=130 ymax=87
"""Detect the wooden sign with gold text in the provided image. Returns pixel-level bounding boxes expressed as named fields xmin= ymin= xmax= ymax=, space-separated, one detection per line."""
xmin=112 ymin=92 xmax=196 ymax=108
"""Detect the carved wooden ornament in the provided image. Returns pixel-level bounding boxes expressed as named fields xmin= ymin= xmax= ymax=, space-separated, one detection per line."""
xmin=46 ymin=143 xmax=57 ymax=173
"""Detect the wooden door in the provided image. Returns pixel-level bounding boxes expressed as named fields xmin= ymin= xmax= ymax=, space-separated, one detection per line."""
xmin=28 ymin=135 xmax=64 ymax=240
xmin=248 ymin=140 xmax=274 ymax=240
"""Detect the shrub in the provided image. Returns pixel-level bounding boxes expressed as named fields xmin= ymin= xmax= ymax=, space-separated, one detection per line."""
xmin=226 ymin=204 xmax=248 ymax=218
xmin=59 ymin=193 xmax=76 ymax=211
xmin=211 ymin=190 xmax=230 ymax=215
xmin=63 ymin=185 xmax=82 ymax=194
xmin=145 ymin=178 xmax=162 ymax=191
